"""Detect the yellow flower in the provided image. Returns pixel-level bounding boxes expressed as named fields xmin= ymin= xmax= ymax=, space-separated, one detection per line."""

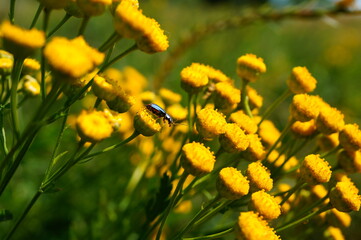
xmin=122 ymin=66 xmax=148 ymax=95
xmin=300 ymin=154 xmax=332 ymax=185
xmin=139 ymin=91 xmax=156 ymax=104
xmin=0 ymin=21 xmax=45 ymax=58
xmin=243 ymin=134 xmax=265 ymax=162
xmin=195 ymin=108 xmax=227 ymax=140
xmin=330 ymin=181 xmax=361 ymax=212
xmin=77 ymin=0 xmax=112 ymax=16
xmin=317 ymin=133 xmax=340 ymax=152
xmin=213 ymin=82 xmax=240 ymax=110
xmin=290 ymin=94 xmax=325 ymax=122
xmin=310 ymin=184 xmax=329 ymax=200
xmin=287 ymin=66 xmax=317 ymax=94
xmin=38 ymin=0 xmax=71 ymax=9
xmin=92 ymin=75 xmax=135 ymax=113
xmin=136 ymin=17 xmax=169 ymax=54
xmin=219 ymin=123 xmax=249 ymax=153
xmin=44 ymin=36 xmax=104 ymax=81
xmin=258 ymin=120 xmax=281 ymax=148
xmin=190 ymin=63 xmax=230 ymax=83
xmin=236 ymin=54 xmax=266 ymax=82
xmin=339 ymin=123 xmax=361 ymax=152
xmin=133 ymin=107 xmax=161 ymax=136
xmin=103 ymin=108 xmax=123 ymax=131
xmin=181 ymin=142 xmax=215 ymax=176
xmin=22 ymin=75 xmax=40 ymax=96
xmin=229 ymin=110 xmax=258 ymax=134
xmin=337 ymin=149 xmax=361 ymax=173
xmin=216 ymin=167 xmax=249 ymax=200
xmin=0 ymin=57 xmax=13 ymax=75
xmin=235 ymin=211 xmax=280 ymax=240
xmin=250 ymin=190 xmax=281 ymax=220
xmin=22 ymin=58 xmax=40 ymax=75
xmin=325 ymin=226 xmax=345 ymax=240
xmin=180 ymin=64 xmax=209 ymax=94
xmin=159 ymin=88 xmax=182 ymax=105
xmin=246 ymin=162 xmax=273 ymax=192
xmin=174 ymin=200 xmax=192 ymax=214
xmin=327 ymin=209 xmax=351 ymax=228
xmin=166 ymin=104 xmax=187 ymax=122
xmin=247 ymin=86 xmax=263 ymax=109
xmin=316 ymin=107 xmax=345 ymax=135
xmin=76 ymin=110 xmax=113 ymax=142
xmin=268 ymin=151 xmax=298 ymax=172
xmin=291 ymin=120 xmax=318 ymax=138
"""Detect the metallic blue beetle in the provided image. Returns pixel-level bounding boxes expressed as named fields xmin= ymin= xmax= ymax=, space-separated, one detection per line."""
xmin=146 ymin=103 xmax=174 ymax=126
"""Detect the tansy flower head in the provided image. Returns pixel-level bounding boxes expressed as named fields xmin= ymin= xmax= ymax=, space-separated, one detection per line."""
xmin=291 ymin=120 xmax=318 ymax=138
xmin=77 ymin=0 xmax=112 ymax=16
xmin=316 ymin=107 xmax=345 ymax=135
xmin=327 ymin=209 xmax=351 ymax=228
xmin=246 ymin=162 xmax=273 ymax=192
xmin=136 ymin=17 xmax=169 ymax=54
xmin=235 ymin=211 xmax=280 ymax=240
xmin=76 ymin=110 xmax=113 ymax=142
xmin=243 ymin=134 xmax=265 ymax=162
xmin=290 ymin=94 xmax=325 ymax=122
xmin=92 ymin=75 xmax=135 ymax=113
xmin=195 ymin=108 xmax=227 ymax=140
xmin=287 ymin=66 xmax=317 ymax=94
xmin=22 ymin=75 xmax=40 ymax=97
xmin=122 ymin=66 xmax=148 ymax=95
xmin=44 ymin=36 xmax=104 ymax=81
xmin=250 ymin=190 xmax=281 ymax=220
xmin=317 ymin=133 xmax=340 ymax=152
xmin=0 ymin=21 xmax=45 ymax=58
xmin=38 ymin=0 xmax=71 ymax=9
xmin=134 ymin=107 xmax=162 ymax=136
xmin=181 ymin=142 xmax=215 ymax=176
xmin=190 ymin=63 xmax=230 ymax=83
xmin=330 ymin=181 xmax=361 ymax=212
xmin=247 ymin=86 xmax=263 ymax=109
xmin=339 ymin=123 xmax=361 ymax=152
xmin=166 ymin=104 xmax=187 ymax=122
xmin=216 ymin=167 xmax=249 ymax=200
xmin=22 ymin=58 xmax=40 ymax=75
xmin=103 ymin=108 xmax=123 ymax=131
xmin=229 ymin=110 xmax=258 ymax=134
xmin=300 ymin=154 xmax=332 ymax=185
xmin=213 ymin=82 xmax=240 ymax=110
xmin=258 ymin=120 xmax=281 ymax=148
xmin=159 ymin=88 xmax=182 ymax=105
xmin=0 ymin=57 xmax=13 ymax=75
xmin=219 ymin=123 xmax=249 ymax=153
xmin=237 ymin=54 xmax=266 ymax=82
xmin=337 ymin=149 xmax=361 ymax=173
xmin=325 ymin=226 xmax=345 ymax=240
xmin=180 ymin=64 xmax=209 ymax=94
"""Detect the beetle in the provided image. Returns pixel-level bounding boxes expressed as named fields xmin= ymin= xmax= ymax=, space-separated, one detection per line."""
xmin=145 ymin=103 xmax=174 ymax=126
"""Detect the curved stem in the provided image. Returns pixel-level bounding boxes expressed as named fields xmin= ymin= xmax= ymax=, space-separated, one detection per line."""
xmin=258 ymin=89 xmax=292 ymax=126
xmin=10 ymin=57 xmax=24 ymax=141
xmin=320 ymin=145 xmax=342 ymax=158
xmin=9 ymin=0 xmax=16 ymax=24
xmin=47 ymin=13 xmax=72 ymax=38
xmin=5 ymin=191 xmax=42 ymax=240
xmin=276 ymin=204 xmax=333 ymax=233
xmin=193 ymin=199 xmax=232 ymax=227
xmin=280 ymin=181 xmax=307 ymax=206
xmin=29 ymin=4 xmax=43 ymax=28
xmin=99 ymin=44 xmax=138 ymax=72
xmin=187 ymin=93 xmax=193 ymax=140
xmin=98 ymin=31 xmax=121 ymax=52
xmin=240 ymin=79 xmax=252 ymax=117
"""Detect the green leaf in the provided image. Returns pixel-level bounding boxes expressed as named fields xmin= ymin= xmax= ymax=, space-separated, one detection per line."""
xmin=0 ymin=209 xmax=13 ymax=222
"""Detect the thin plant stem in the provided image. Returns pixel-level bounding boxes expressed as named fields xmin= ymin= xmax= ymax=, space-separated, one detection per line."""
xmin=99 ymin=44 xmax=138 ymax=72
xmin=5 ymin=190 xmax=42 ymax=240
xmin=47 ymin=13 xmax=72 ymax=38
xmin=78 ymin=16 xmax=90 ymax=36
xmin=156 ymin=172 xmax=189 ymax=240
xmin=294 ymin=195 xmax=329 ymax=219
xmin=10 ymin=57 xmax=24 ymax=141
xmin=29 ymin=4 xmax=43 ymax=28
xmin=40 ymin=8 xmax=51 ymax=101
xmin=240 ymin=79 xmax=252 ymax=117
xmin=280 ymin=181 xmax=307 ymax=206
xmin=192 ymin=93 xmax=198 ymax=128
xmin=276 ymin=204 xmax=333 ymax=233
xmin=182 ymin=226 xmax=234 ymax=240
xmin=0 ymin=110 xmax=8 ymax=155
xmin=175 ymin=195 xmax=222 ymax=238
xmin=9 ymin=0 xmax=16 ymax=24
xmin=187 ymin=93 xmax=193 ymax=140
xmin=98 ymin=31 xmax=121 ymax=52
xmin=320 ymin=145 xmax=342 ymax=158
xmin=258 ymin=89 xmax=292 ymax=126
xmin=193 ymin=199 xmax=233 ymax=227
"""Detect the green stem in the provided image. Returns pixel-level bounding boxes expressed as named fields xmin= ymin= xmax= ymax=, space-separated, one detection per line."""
xmin=78 ymin=16 xmax=90 ymax=36
xmin=294 ymin=195 xmax=329 ymax=219
xmin=182 ymin=227 xmax=233 ymax=240
xmin=320 ymin=145 xmax=342 ymax=158
xmin=10 ymin=57 xmax=24 ymax=141
xmin=193 ymin=199 xmax=232 ymax=227
xmin=29 ymin=4 xmax=43 ymax=28
xmin=98 ymin=32 xmax=121 ymax=52
xmin=280 ymin=181 xmax=307 ymax=206
xmin=156 ymin=172 xmax=189 ymax=240
xmin=0 ymin=108 xmax=8 ymax=155
xmin=258 ymin=89 xmax=292 ymax=126
xmin=5 ymin=191 xmax=42 ymax=240
xmin=99 ymin=44 xmax=138 ymax=72
xmin=9 ymin=0 xmax=16 ymax=24
xmin=175 ymin=195 xmax=222 ymax=238
xmin=94 ymin=97 xmax=102 ymax=109
xmin=47 ymin=13 xmax=72 ymax=38
xmin=240 ymin=79 xmax=252 ymax=117
xmin=276 ymin=204 xmax=333 ymax=233
xmin=187 ymin=93 xmax=193 ymax=140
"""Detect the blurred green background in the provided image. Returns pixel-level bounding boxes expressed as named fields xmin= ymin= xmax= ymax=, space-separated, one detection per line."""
xmin=1 ymin=0 xmax=361 ymax=239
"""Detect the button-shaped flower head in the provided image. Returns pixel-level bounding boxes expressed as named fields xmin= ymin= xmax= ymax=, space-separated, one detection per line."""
xmin=216 ymin=167 xmax=249 ymax=200
xmin=181 ymin=142 xmax=216 ymax=176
